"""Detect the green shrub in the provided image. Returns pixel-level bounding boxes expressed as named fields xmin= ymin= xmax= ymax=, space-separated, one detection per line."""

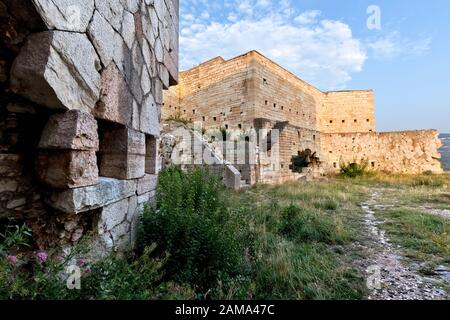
xmin=79 ymin=245 xmax=194 ymax=300
xmin=340 ymin=160 xmax=369 ymax=178
xmin=0 ymin=243 xmax=194 ymax=300
xmin=139 ymin=167 xmax=245 ymax=291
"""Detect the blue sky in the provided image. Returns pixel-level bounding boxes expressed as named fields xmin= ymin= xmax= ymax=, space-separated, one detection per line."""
xmin=179 ymin=0 xmax=450 ymax=133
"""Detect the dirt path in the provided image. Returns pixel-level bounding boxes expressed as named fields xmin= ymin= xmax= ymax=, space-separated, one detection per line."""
xmin=361 ymin=190 xmax=448 ymax=300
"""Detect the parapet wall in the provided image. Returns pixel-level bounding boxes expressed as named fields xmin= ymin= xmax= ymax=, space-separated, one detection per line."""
xmin=0 ymin=0 xmax=178 ymax=255
xmin=321 ymin=130 xmax=443 ymax=174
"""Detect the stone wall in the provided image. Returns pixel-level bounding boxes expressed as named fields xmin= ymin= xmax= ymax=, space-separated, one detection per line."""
xmin=164 ymin=54 xmax=256 ymax=131
xmin=160 ymin=121 xmax=244 ymax=190
xmin=253 ymin=118 xmax=323 ymax=184
xmin=163 ymin=50 xmax=443 ymax=184
xmin=321 ymin=130 xmax=443 ymax=174
xmin=0 ymin=0 xmax=178 ymax=254
xmin=318 ymin=91 xmax=375 ymax=133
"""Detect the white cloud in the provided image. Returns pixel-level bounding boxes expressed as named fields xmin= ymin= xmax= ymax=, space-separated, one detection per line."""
xmin=180 ymin=1 xmax=366 ymax=90
xmin=367 ymin=32 xmax=432 ymax=59
xmin=294 ymin=10 xmax=321 ymax=25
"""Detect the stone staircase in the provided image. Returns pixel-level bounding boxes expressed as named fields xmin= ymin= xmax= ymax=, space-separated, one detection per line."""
xmin=161 ymin=121 xmax=246 ymax=190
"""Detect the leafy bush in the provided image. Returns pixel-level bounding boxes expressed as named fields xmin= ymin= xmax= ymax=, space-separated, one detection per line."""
xmin=139 ymin=167 xmax=246 ymax=291
xmin=78 ymin=245 xmax=194 ymax=300
xmin=0 ymin=242 xmax=194 ymax=300
xmin=340 ymin=160 xmax=369 ymax=178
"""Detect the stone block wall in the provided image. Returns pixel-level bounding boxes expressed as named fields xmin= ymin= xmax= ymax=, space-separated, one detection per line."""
xmin=251 ymin=52 xmax=322 ymax=131
xmin=0 ymin=0 xmax=179 ymax=254
xmin=163 ymin=50 xmax=443 ymax=184
xmin=160 ymin=121 xmax=244 ymax=189
xmin=163 ymin=54 xmax=258 ymax=131
xmin=318 ymin=91 xmax=375 ymax=133
xmin=321 ymin=130 xmax=443 ymax=174
xmin=253 ymin=118 xmax=322 ymax=184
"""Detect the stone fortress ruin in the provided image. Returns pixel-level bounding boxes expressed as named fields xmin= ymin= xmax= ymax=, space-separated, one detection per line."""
xmin=0 ymin=0 xmax=178 ymax=254
xmin=163 ymin=51 xmax=443 ymax=185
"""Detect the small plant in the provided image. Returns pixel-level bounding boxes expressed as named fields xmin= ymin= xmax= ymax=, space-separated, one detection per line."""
xmin=0 ymin=224 xmax=32 ymax=256
xmin=166 ymin=113 xmax=192 ymax=125
xmin=340 ymin=160 xmax=369 ymax=178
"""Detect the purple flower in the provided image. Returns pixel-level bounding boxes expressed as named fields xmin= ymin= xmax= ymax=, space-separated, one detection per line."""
xmin=35 ymin=251 xmax=48 ymax=264
xmin=6 ymin=255 xmax=18 ymax=265
xmin=77 ymin=258 xmax=86 ymax=267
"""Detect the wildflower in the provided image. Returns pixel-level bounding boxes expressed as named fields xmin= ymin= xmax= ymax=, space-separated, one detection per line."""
xmin=35 ymin=251 xmax=48 ymax=264
xmin=77 ymin=258 xmax=86 ymax=267
xmin=6 ymin=255 xmax=18 ymax=265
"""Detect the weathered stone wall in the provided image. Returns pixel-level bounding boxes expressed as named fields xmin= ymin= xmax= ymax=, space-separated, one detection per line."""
xmin=321 ymin=130 xmax=443 ymax=174
xmin=253 ymin=118 xmax=323 ymax=184
xmin=163 ymin=54 xmax=257 ymax=131
xmin=0 ymin=0 xmax=178 ymax=254
xmin=160 ymin=121 xmax=244 ymax=190
xmin=318 ymin=91 xmax=375 ymax=133
xmin=251 ymin=52 xmax=322 ymax=131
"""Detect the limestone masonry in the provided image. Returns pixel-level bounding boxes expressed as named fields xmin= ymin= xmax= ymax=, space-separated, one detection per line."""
xmin=163 ymin=51 xmax=443 ymax=184
xmin=0 ymin=0 xmax=178 ymax=255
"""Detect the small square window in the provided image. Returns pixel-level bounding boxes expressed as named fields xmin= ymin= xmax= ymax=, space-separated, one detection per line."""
xmin=354 ymin=119 xmax=357 ymax=123
xmin=193 ymin=110 xmax=196 ymax=114
xmin=225 ymin=124 xmax=229 ymax=129
xmin=329 ymin=120 xmax=333 ymax=124
xmin=202 ymin=116 xmax=206 ymax=121
xmin=238 ymin=124 xmax=242 ymax=129
xmin=265 ymin=100 xmax=268 ymax=105
xmin=273 ymin=103 xmax=276 ymax=108
xmin=213 ymin=117 xmax=217 ymax=121
xmin=342 ymin=120 xmax=345 ymax=123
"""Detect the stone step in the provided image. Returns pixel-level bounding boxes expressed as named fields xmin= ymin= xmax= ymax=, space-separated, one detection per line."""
xmin=240 ymin=180 xmax=250 ymax=188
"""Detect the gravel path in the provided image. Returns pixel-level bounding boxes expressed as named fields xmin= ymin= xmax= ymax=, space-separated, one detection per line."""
xmin=361 ymin=190 xmax=448 ymax=300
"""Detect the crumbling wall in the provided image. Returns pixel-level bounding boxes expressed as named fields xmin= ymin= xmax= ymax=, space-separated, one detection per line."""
xmin=0 ymin=0 xmax=179 ymax=255
xmin=321 ymin=130 xmax=443 ymax=174
xmin=254 ymin=118 xmax=323 ymax=184
xmin=318 ymin=90 xmax=375 ymax=133
xmin=159 ymin=121 xmax=244 ymax=190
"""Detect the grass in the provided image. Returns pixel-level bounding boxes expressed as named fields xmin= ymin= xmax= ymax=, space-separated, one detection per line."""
xmin=222 ymin=178 xmax=370 ymax=299
xmin=1 ymin=170 xmax=449 ymax=300
xmin=358 ymin=173 xmax=450 ymax=268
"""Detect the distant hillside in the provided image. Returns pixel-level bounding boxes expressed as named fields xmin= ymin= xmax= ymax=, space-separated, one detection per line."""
xmin=439 ymin=134 xmax=450 ymax=171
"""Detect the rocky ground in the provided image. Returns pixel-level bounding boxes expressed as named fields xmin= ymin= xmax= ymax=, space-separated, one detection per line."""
xmin=361 ymin=190 xmax=449 ymax=300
